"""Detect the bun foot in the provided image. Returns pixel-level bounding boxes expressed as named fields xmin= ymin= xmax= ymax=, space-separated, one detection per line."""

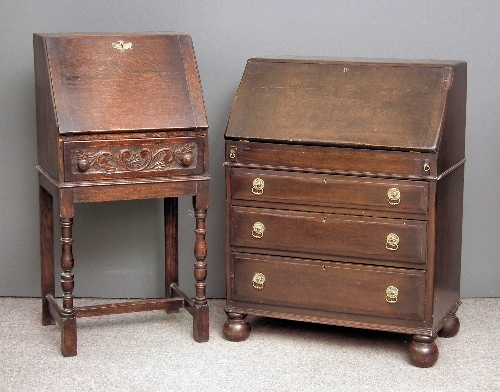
xmin=223 ymin=312 xmax=251 ymax=341
xmin=438 ymin=314 xmax=460 ymax=338
xmin=409 ymin=335 xmax=439 ymax=368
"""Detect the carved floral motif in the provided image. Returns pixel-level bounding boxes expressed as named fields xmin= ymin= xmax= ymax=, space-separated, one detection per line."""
xmin=73 ymin=143 xmax=196 ymax=174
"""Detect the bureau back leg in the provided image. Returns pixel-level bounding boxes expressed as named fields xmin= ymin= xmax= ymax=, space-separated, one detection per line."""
xmin=39 ymin=184 xmax=55 ymax=326
xmin=437 ymin=313 xmax=460 ymax=338
xmin=164 ymin=197 xmax=179 ymax=311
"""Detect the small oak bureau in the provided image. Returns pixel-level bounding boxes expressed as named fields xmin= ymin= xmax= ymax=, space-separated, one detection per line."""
xmin=34 ymin=33 xmax=209 ymax=356
xmin=222 ymin=57 xmax=466 ymax=367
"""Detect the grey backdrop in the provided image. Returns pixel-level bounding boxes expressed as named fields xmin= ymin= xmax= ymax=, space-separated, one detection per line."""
xmin=1 ymin=1 xmax=499 ymax=299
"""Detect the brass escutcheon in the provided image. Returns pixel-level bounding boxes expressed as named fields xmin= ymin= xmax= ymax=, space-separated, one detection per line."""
xmin=252 ymin=222 xmax=265 ymax=238
xmin=252 ymin=178 xmax=265 ymax=195
xmin=386 ymin=285 xmax=399 ymax=303
xmin=112 ymin=40 xmax=132 ymax=52
xmin=387 ymin=188 xmax=401 ymax=205
xmin=386 ymin=233 xmax=399 ymax=251
xmin=252 ymin=272 xmax=266 ymax=290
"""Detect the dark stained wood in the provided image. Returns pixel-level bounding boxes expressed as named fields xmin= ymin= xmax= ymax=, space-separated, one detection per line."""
xmin=226 ymin=58 xmax=455 ymax=152
xmin=34 ymin=33 xmax=210 ymax=356
xmin=164 ymin=197 xmax=179 ymax=300
xmin=231 ymin=206 xmax=427 ymax=266
xmin=223 ymin=57 xmax=466 ymax=368
xmin=39 ymin=185 xmax=55 ymax=326
xmin=230 ymin=167 xmax=430 ymax=215
xmin=226 ymin=140 xmax=437 ymax=179
xmin=75 ymin=298 xmax=184 ymax=317
xmin=409 ymin=335 xmax=439 ymax=368
xmin=43 ymin=33 xmax=207 ymax=134
xmin=437 ymin=313 xmax=460 ymax=338
xmin=231 ymin=253 xmax=426 ymax=321
xmin=62 ymin=133 xmax=206 ymax=182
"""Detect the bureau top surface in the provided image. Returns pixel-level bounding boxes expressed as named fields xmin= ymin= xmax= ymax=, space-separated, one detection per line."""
xmin=34 ymin=33 xmax=207 ymax=134
xmin=226 ymin=57 xmax=465 ymax=152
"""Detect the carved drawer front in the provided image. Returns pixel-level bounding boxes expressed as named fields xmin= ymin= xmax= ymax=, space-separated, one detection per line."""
xmin=230 ymin=168 xmax=429 ymax=214
xmin=231 ymin=206 xmax=427 ymax=265
xmin=63 ymin=136 xmax=205 ymax=181
xmin=231 ymin=253 xmax=426 ymax=321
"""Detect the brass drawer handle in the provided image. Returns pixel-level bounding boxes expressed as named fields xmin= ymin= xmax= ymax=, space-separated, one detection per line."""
xmin=252 ymin=222 xmax=265 ymax=238
xmin=252 ymin=178 xmax=265 ymax=195
xmin=386 ymin=286 xmax=399 ymax=303
xmin=387 ymin=188 xmax=401 ymax=205
xmin=386 ymin=233 xmax=399 ymax=251
xmin=252 ymin=272 xmax=265 ymax=290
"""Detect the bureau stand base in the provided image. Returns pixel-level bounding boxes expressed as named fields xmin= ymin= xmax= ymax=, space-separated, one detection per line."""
xmin=222 ymin=310 xmax=460 ymax=368
xmin=44 ymin=283 xmax=209 ymax=357
xmin=39 ymin=178 xmax=210 ymax=357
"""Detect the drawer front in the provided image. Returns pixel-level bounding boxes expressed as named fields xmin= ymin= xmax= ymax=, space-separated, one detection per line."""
xmin=63 ymin=136 xmax=205 ymax=181
xmin=231 ymin=206 xmax=427 ymax=265
xmin=230 ymin=168 xmax=429 ymax=214
xmin=231 ymin=253 xmax=426 ymax=321
xmin=226 ymin=141 xmax=436 ymax=179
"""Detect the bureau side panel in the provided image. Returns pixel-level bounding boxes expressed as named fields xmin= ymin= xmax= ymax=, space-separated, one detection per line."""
xmin=34 ymin=34 xmax=60 ymax=181
xmin=225 ymin=166 xmax=234 ymax=300
xmin=432 ymin=165 xmax=464 ymax=326
xmin=437 ymin=62 xmax=466 ymax=175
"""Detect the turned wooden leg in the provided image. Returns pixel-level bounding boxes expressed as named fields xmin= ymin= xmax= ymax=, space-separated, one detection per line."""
xmin=223 ymin=312 xmax=251 ymax=341
xmin=59 ymin=190 xmax=77 ymax=357
xmin=409 ymin=334 xmax=439 ymax=368
xmin=164 ymin=197 xmax=179 ymax=312
xmin=192 ymin=186 xmax=209 ymax=342
xmin=438 ymin=314 xmax=460 ymax=338
xmin=39 ymin=185 xmax=55 ymax=326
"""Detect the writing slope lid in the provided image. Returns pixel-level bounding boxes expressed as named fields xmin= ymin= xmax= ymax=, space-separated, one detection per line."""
xmin=43 ymin=33 xmax=207 ymax=134
xmin=225 ymin=58 xmax=457 ymax=152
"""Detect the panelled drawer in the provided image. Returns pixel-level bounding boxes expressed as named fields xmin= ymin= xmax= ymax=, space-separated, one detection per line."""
xmin=231 ymin=253 xmax=426 ymax=322
xmin=231 ymin=206 xmax=427 ymax=265
xmin=63 ymin=136 xmax=205 ymax=181
xmin=230 ymin=168 xmax=429 ymax=214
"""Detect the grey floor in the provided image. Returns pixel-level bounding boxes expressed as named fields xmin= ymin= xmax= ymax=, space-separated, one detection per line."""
xmin=1 ymin=297 xmax=499 ymax=391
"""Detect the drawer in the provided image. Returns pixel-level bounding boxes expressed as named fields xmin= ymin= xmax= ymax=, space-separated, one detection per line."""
xmin=231 ymin=206 xmax=427 ymax=265
xmin=230 ymin=168 xmax=429 ymax=215
xmin=226 ymin=141 xmax=437 ymax=179
xmin=230 ymin=253 xmax=426 ymax=322
xmin=63 ymin=136 xmax=206 ymax=181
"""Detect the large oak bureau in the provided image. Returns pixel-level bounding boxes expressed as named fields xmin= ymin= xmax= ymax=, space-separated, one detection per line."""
xmin=34 ymin=33 xmax=209 ymax=356
xmin=222 ymin=57 xmax=466 ymax=367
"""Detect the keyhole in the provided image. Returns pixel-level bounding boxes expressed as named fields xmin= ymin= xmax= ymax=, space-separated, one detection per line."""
xmin=322 ymin=217 xmax=327 ymax=223
xmin=322 ymin=265 xmax=326 ymax=271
